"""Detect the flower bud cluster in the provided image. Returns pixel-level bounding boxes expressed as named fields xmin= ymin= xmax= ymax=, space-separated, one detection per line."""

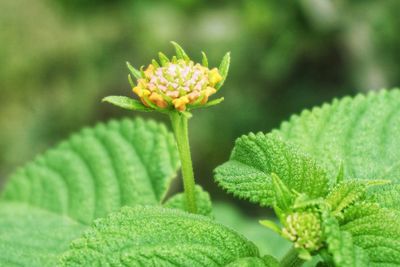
xmin=133 ymin=58 xmax=222 ymax=111
xmin=282 ymin=212 xmax=323 ymax=251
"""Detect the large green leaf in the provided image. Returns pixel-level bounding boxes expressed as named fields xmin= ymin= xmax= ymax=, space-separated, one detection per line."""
xmin=60 ymin=206 xmax=260 ymax=266
xmin=214 ymin=133 xmax=329 ymax=207
xmin=321 ymin=210 xmax=369 ymax=267
xmin=341 ymin=204 xmax=400 ymax=266
xmin=0 ymin=118 xmax=180 ymax=266
xmin=0 ymin=203 xmax=86 ymax=267
xmin=276 ymin=89 xmax=400 ymax=209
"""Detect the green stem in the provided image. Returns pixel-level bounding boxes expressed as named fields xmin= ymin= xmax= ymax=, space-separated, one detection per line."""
xmin=169 ymin=111 xmax=197 ymax=213
xmin=280 ymin=247 xmax=305 ymax=267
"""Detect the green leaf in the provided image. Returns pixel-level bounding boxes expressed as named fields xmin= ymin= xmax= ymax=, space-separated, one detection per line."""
xmin=201 ymin=51 xmax=209 ymax=67
xmin=164 ymin=185 xmax=213 ymax=217
xmin=341 ymin=204 xmax=400 ymax=266
xmin=214 ymin=133 xmax=329 ymax=207
xmin=60 ymin=206 xmax=260 ymax=266
xmin=102 ymin=96 xmax=153 ymax=112
xmin=2 ymin=118 xmax=179 ymax=224
xmin=214 ymin=202 xmax=291 ymax=259
xmin=0 ymin=203 xmax=86 ymax=267
xmin=171 ymin=41 xmax=190 ymax=61
xmin=0 ymin=118 xmax=180 ymax=266
xmin=275 ymin=89 xmax=400 ymax=210
xmin=216 ymin=52 xmax=231 ymax=89
xmin=225 ymin=256 xmax=279 ymax=267
xmin=326 ymin=180 xmax=368 ymax=219
xmin=158 ymin=52 xmax=170 ymax=66
xmin=321 ymin=210 xmax=369 ymax=267
xmin=126 ymin=61 xmax=142 ymax=80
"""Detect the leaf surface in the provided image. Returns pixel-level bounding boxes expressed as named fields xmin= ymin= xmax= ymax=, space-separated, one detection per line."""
xmin=0 ymin=118 xmax=179 ymax=266
xmin=164 ymin=185 xmax=213 ymax=217
xmin=60 ymin=206 xmax=259 ymax=267
xmin=0 ymin=203 xmax=86 ymax=267
xmin=214 ymin=133 xmax=329 ymax=207
xmin=276 ymin=90 xmax=400 ymax=210
xmin=341 ymin=204 xmax=400 ymax=266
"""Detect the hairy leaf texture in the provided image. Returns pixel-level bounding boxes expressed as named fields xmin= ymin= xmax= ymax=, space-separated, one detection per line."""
xmin=214 ymin=133 xmax=329 ymax=207
xmin=276 ymin=89 xmax=400 ymax=210
xmin=0 ymin=118 xmax=180 ymax=266
xmin=164 ymin=185 xmax=213 ymax=217
xmin=225 ymin=256 xmax=279 ymax=267
xmin=321 ymin=210 xmax=369 ymax=267
xmin=0 ymin=203 xmax=86 ymax=267
xmin=341 ymin=204 xmax=400 ymax=266
xmin=60 ymin=206 xmax=260 ymax=266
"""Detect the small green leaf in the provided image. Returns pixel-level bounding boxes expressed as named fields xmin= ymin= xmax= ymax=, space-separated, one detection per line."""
xmin=201 ymin=51 xmax=209 ymax=67
xmin=326 ymin=180 xmax=368 ymax=219
xmin=102 ymin=96 xmax=153 ymax=112
xmin=126 ymin=61 xmax=142 ymax=80
xmin=216 ymin=52 xmax=231 ymax=89
xmin=60 ymin=206 xmax=260 ymax=266
xmin=171 ymin=41 xmax=190 ymax=61
xmin=271 ymin=173 xmax=294 ymax=212
xmin=259 ymin=220 xmax=281 ymax=234
xmin=214 ymin=133 xmax=329 ymax=207
xmin=158 ymin=52 xmax=170 ymax=66
xmin=151 ymin=59 xmax=160 ymax=68
xmin=164 ymin=185 xmax=213 ymax=217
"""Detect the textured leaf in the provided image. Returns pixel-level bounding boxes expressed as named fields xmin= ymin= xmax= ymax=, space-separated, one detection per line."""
xmin=0 ymin=203 xmax=86 ymax=267
xmin=102 ymin=96 xmax=153 ymax=112
xmin=60 ymin=206 xmax=259 ymax=266
xmin=2 ymin=118 xmax=179 ymax=224
xmin=164 ymin=185 xmax=213 ymax=217
xmin=213 ymin=202 xmax=292 ymax=259
xmin=225 ymin=256 xmax=279 ymax=267
xmin=276 ymin=89 xmax=400 ymax=210
xmin=341 ymin=204 xmax=400 ymax=266
xmin=214 ymin=133 xmax=329 ymax=207
xmin=326 ymin=180 xmax=368 ymax=219
xmin=321 ymin=210 xmax=369 ymax=267
xmin=0 ymin=118 xmax=179 ymax=266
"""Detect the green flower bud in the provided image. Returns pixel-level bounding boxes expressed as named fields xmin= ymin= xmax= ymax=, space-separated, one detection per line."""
xmin=282 ymin=212 xmax=323 ymax=252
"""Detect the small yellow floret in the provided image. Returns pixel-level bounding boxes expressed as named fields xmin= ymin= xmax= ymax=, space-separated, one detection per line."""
xmin=209 ymin=68 xmax=222 ymax=85
xmin=144 ymin=64 xmax=155 ymax=79
xmin=172 ymin=96 xmax=190 ymax=111
xmin=149 ymin=92 xmax=168 ymax=108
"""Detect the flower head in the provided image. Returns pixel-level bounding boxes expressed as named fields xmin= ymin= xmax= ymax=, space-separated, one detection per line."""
xmin=125 ymin=42 xmax=230 ymax=113
xmin=282 ymin=211 xmax=323 ymax=252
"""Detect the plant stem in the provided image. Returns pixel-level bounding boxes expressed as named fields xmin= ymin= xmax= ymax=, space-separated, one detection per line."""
xmin=280 ymin=247 xmax=304 ymax=267
xmin=169 ymin=111 xmax=197 ymax=213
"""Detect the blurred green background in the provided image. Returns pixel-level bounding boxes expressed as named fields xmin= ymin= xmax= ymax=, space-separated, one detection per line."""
xmin=1 ymin=0 xmax=400 ymax=210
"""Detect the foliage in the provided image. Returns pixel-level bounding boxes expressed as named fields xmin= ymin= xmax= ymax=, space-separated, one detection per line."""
xmin=1 ymin=32 xmax=400 ymax=266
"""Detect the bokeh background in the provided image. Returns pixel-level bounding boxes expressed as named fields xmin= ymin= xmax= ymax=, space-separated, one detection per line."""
xmin=1 ymin=0 xmax=400 ymax=256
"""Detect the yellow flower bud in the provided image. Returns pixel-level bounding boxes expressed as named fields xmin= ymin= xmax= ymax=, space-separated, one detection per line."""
xmin=209 ymin=68 xmax=222 ymax=85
